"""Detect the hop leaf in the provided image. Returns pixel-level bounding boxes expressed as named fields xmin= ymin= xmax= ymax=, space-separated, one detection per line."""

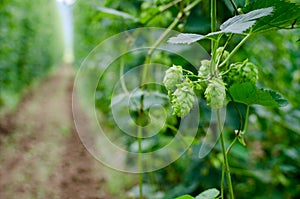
xmin=163 ymin=65 xmax=183 ymax=92
xmin=205 ymin=78 xmax=226 ymax=110
xmin=171 ymin=82 xmax=195 ymax=117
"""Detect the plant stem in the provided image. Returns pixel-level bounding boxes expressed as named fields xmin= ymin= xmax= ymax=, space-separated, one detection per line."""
xmin=142 ymin=11 xmax=183 ymax=87
xmin=226 ymin=137 xmax=238 ymax=155
xmin=219 ymin=34 xmax=251 ymax=68
xmin=184 ymin=0 xmax=202 ymax=13
xmin=210 ymin=0 xmax=217 ymax=76
xmin=159 ymin=0 xmax=183 ymax=12
xmin=243 ymin=105 xmax=250 ymax=133
xmin=120 ymin=58 xmax=129 ymax=94
xmin=221 ymin=164 xmax=225 ymax=198
xmin=142 ymin=0 xmax=203 ymax=85
xmin=228 ymin=0 xmax=239 ymax=15
xmin=139 ymin=2 xmax=203 ymax=198
xmin=217 ymin=110 xmax=235 ymax=199
xmin=245 ymin=0 xmax=249 ymax=7
xmin=137 ymin=125 xmax=143 ymax=199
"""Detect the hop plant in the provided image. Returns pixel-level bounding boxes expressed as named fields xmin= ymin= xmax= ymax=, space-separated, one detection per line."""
xmin=198 ymin=59 xmax=211 ymax=77
xmin=224 ymin=60 xmax=258 ymax=86
xmin=163 ymin=65 xmax=183 ymax=92
xmin=241 ymin=62 xmax=259 ymax=84
xmin=171 ymin=82 xmax=195 ymax=117
xmin=216 ymin=47 xmax=230 ymax=64
xmin=204 ymin=78 xmax=226 ymax=109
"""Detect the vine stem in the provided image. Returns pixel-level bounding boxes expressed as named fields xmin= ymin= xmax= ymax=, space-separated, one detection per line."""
xmin=219 ymin=34 xmax=251 ymax=68
xmin=221 ymin=164 xmax=225 ymax=198
xmin=210 ymin=0 xmax=217 ymax=76
xmin=217 ymin=110 xmax=235 ymax=199
xmin=137 ymin=126 xmax=143 ymax=199
xmin=228 ymin=0 xmax=239 ymax=15
xmin=139 ymin=2 xmax=203 ymax=198
xmin=245 ymin=0 xmax=249 ymax=7
xmin=142 ymin=11 xmax=182 ymax=86
xmin=243 ymin=105 xmax=250 ymax=133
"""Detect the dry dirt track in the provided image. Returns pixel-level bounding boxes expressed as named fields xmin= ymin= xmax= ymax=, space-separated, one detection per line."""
xmin=0 ymin=64 xmax=112 ymax=199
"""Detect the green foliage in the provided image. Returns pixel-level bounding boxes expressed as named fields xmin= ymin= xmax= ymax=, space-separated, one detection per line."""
xmin=244 ymin=0 xmax=300 ymax=32
xmin=0 ymin=0 xmax=63 ymax=110
xmin=168 ymin=7 xmax=274 ymax=44
xmin=175 ymin=188 xmax=220 ymax=199
xmin=74 ymin=0 xmax=300 ymax=198
xmin=219 ymin=7 xmax=273 ymax=33
xmin=195 ymin=188 xmax=220 ymax=199
xmin=229 ymin=82 xmax=288 ymax=107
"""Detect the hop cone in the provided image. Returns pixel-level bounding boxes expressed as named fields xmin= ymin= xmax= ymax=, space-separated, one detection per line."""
xmin=198 ymin=59 xmax=211 ymax=77
xmin=216 ymin=47 xmax=229 ymax=64
xmin=163 ymin=65 xmax=183 ymax=92
xmin=241 ymin=62 xmax=258 ymax=84
xmin=171 ymin=82 xmax=195 ymax=117
xmin=205 ymin=78 xmax=226 ymax=109
xmin=224 ymin=60 xmax=258 ymax=86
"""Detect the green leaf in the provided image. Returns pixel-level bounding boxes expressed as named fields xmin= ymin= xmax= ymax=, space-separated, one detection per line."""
xmin=220 ymin=7 xmax=273 ymax=34
xmin=176 ymin=195 xmax=194 ymax=199
xmin=228 ymin=82 xmax=288 ymax=107
xmin=244 ymin=0 xmax=300 ymax=33
xmin=168 ymin=7 xmax=273 ymax=44
xmin=195 ymin=188 xmax=220 ymax=199
xmin=168 ymin=33 xmax=206 ymax=44
xmin=97 ymin=7 xmax=138 ymax=21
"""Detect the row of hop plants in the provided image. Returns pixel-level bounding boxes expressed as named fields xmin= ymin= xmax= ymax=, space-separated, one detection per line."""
xmin=0 ymin=0 xmax=63 ymax=111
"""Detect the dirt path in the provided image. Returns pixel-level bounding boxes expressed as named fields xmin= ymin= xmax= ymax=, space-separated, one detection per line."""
xmin=0 ymin=64 xmax=111 ymax=199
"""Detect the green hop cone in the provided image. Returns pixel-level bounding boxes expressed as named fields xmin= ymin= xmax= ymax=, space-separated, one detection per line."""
xmin=241 ymin=62 xmax=259 ymax=84
xmin=224 ymin=63 xmax=240 ymax=86
xmin=171 ymin=82 xmax=195 ymax=117
xmin=205 ymin=78 xmax=226 ymax=109
xmin=216 ymin=47 xmax=229 ymax=64
xmin=224 ymin=60 xmax=259 ymax=86
xmin=198 ymin=59 xmax=211 ymax=77
xmin=163 ymin=65 xmax=183 ymax=92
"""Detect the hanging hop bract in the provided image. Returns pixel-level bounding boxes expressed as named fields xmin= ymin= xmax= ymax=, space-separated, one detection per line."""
xmin=225 ymin=59 xmax=258 ymax=86
xmin=163 ymin=65 xmax=195 ymax=117
xmin=171 ymin=82 xmax=195 ymax=117
xmin=163 ymin=65 xmax=183 ymax=92
xmin=205 ymin=78 xmax=226 ymax=110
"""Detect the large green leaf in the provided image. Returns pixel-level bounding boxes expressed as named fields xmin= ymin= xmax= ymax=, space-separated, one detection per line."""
xmin=228 ymin=83 xmax=288 ymax=107
xmin=244 ymin=0 xmax=300 ymax=33
xmin=175 ymin=195 xmax=195 ymax=199
xmin=195 ymin=188 xmax=220 ymax=199
xmin=220 ymin=7 xmax=273 ymax=33
xmin=168 ymin=7 xmax=273 ymax=44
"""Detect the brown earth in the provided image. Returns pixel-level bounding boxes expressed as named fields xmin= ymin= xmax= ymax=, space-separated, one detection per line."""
xmin=0 ymin=64 xmax=113 ymax=199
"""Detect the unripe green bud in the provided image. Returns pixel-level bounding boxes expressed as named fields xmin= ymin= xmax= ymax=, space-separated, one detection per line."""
xmin=171 ymin=82 xmax=195 ymax=117
xmin=216 ymin=47 xmax=230 ymax=65
xmin=241 ymin=62 xmax=259 ymax=84
xmin=198 ymin=59 xmax=211 ymax=77
xmin=224 ymin=60 xmax=259 ymax=86
xmin=205 ymin=78 xmax=226 ymax=109
xmin=163 ymin=65 xmax=183 ymax=92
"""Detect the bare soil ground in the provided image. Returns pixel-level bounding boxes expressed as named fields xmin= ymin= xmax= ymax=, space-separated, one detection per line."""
xmin=0 ymin=64 xmax=112 ymax=199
